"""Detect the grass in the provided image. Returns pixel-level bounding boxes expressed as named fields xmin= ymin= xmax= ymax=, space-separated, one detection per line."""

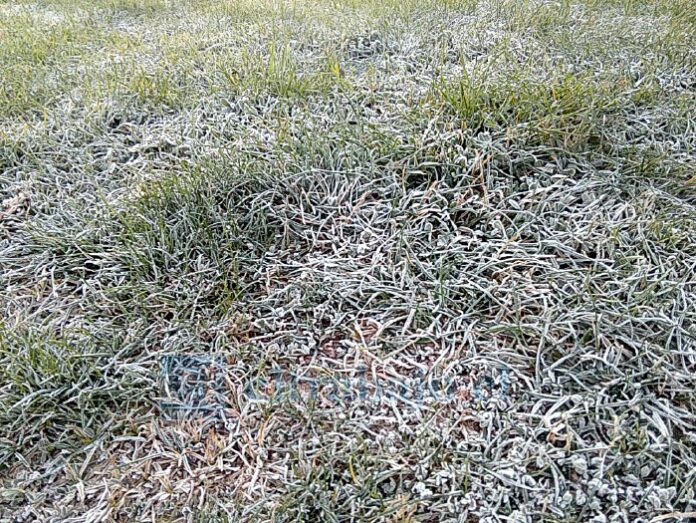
xmin=1 ymin=0 xmax=695 ymax=521
xmin=434 ymin=69 xmax=619 ymax=149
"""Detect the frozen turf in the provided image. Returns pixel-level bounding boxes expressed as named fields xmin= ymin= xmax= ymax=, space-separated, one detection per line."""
xmin=1 ymin=0 xmax=695 ymax=521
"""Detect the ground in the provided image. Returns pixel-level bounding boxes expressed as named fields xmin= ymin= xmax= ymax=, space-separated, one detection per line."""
xmin=1 ymin=0 xmax=695 ymax=521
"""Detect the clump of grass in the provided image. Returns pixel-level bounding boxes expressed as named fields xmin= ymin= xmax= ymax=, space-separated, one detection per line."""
xmin=0 ymin=322 xmax=145 ymax=468
xmin=217 ymin=42 xmax=339 ymax=98
xmin=0 ymin=16 xmax=93 ymax=67
xmin=117 ymin=160 xmax=277 ymax=285
xmin=433 ymin=68 xmax=624 ymax=150
xmin=18 ymin=0 xmax=171 ymax=16
xmin=123 ymin=67 xmax=183 ymax=107
xmin=0 ymin=14 xmax=99 ymax=117
xmin=20 ymin=157 xmax=285 ymax=323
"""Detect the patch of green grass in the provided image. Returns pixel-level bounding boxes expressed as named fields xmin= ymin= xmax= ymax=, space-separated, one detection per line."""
xmin=0 ymin=15 xmax=93 ymax=66
xmin=0 ymin=322 xmax=143 ymax=467
xmin=119 ymin=164 xmax=253 ymax=285
xmin=434 ymin=69 xmax=620 ymax=150
xmin=122 ymin=67 xmax=184 ymax=107
xmin=93 ymin=0 xmax=169 ymax=15
xmin=217 ymin=42 xmax=339 ymax=99
xmin=21 ymin=156 xmax=283 ymax=322
xmin=0 ymin=15 xmax=100 ymax=117
xmin=9 ymin=0 xmax=170 ymax=16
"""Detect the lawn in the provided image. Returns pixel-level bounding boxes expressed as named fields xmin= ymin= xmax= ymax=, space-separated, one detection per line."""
xmin=1 ymin=0 xmax=695 ymax=521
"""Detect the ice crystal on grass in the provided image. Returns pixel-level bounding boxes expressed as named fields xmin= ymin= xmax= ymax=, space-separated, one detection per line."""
xmin=1 ymin=0 xmax=695 ymax=521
